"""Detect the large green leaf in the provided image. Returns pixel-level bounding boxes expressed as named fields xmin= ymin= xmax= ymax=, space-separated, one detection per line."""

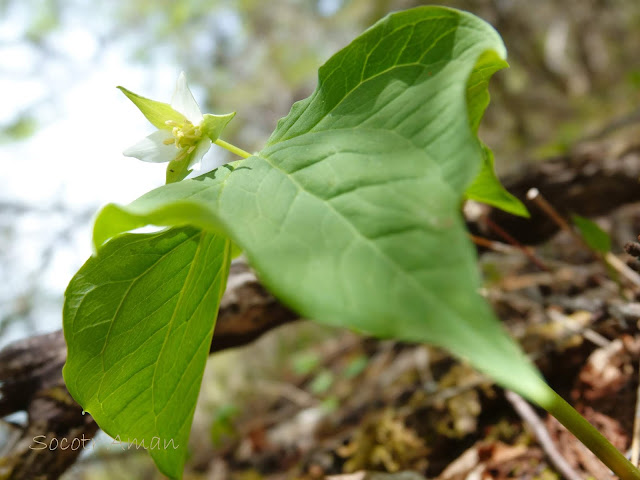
xmin=90 ymin=6 xmax=551 ymax=405
xmin=63 ymin=227 xmax=231 ymax=479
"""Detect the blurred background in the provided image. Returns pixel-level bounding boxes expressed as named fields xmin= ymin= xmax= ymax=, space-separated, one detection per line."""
xmin=1 ymin=0 xmax=640 ymax=478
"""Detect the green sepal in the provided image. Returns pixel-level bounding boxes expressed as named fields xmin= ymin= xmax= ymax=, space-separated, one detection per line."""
xmin=165 ymin=150 xmax=200 ymax=185
xmin=201 ymin=112 xmax=236 ymax=142
xmin=118 ymin=86 xmax=186 ymax=130
xmin=165 ymin=159 xmax=191 ymax=185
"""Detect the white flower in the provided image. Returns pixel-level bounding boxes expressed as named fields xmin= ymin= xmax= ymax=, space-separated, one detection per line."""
xmin=119 ymin=72 xmax=235 ymax=183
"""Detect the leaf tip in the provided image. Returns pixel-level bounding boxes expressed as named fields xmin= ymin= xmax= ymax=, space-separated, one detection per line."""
xmin=116 ymin=85 xmax=133 ymax=97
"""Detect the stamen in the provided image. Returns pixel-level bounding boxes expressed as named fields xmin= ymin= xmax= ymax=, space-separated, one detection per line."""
xmin=162 ymin=118 xmax=203 ymax=153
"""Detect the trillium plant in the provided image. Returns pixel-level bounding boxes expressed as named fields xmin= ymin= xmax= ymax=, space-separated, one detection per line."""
xmin=62 ymin=6 xmax=640 ymax=480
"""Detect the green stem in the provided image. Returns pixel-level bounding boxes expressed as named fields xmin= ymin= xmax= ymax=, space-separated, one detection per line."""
xmin=540 ymin=383 xmax=640 ymax=479
xmin=214 ymin=138 xmax=251 ymax=159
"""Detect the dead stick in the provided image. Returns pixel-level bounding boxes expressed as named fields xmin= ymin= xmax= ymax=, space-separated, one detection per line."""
xmin=469 ymin=234 xmax=519 ymax=254
xmin=527 ymin=188 xmax=640 ymax=288
xmin=483 ymin=216 xmax=550 ymax=271
xmin=526 ymin=188 xmax=576 ymax=237
xmin=603 ymin=252 xmax=640 ymax=289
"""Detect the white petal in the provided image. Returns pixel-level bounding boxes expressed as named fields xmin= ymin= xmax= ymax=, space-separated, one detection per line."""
xmin=171 ymin=72 xmax=203 ymax=125
xmin=123 ymin=130 xmax=177 ymax=163
xmin=187 ymin=139 xmax=212 ymax=170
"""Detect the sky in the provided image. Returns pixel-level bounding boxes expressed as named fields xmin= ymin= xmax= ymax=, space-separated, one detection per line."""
xmin=0 ymin=3 xmax=229 ymax=346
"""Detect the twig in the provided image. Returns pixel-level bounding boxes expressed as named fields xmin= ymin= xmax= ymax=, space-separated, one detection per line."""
xmin=483 ymin=216 xmax=550 ymax=271
xmin=505 ymin=390 xmax=584 ymax=480
xmin=546 ymin=308 xmax=610 ymax=349
xmin=527 ymin=188 xmax=640 ymax=288
xmin=469 ymin=234 xmax=519 ymax=253
xmin=604 ymin=252 xmax=640 ymax=289
xmin=526 ymin=188 xmax=579 ymax=242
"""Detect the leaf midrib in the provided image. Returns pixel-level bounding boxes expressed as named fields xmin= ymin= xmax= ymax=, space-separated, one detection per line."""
xmin=255 ymin=146 xmax=474 ymax=337
xmin=96 ymin=231 xmax=201 ymax=371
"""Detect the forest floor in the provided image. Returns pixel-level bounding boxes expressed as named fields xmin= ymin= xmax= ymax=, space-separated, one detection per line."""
xmin=188 ymin=199 xmax=640 ymax=480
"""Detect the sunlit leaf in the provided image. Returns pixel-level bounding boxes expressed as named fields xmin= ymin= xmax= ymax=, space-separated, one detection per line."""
xmin=63 ymin=227 xmax=231 ymax=479
xmin=90 ymin=7 xmax=549 ymax=406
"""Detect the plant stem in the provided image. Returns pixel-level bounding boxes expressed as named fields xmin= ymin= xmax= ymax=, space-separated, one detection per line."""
xmin=541 ymin=383 xmax=640 ymax=479
xmin=506 ymin=390 xmax=582 ymax=480
xmin=214 ymin=138 xmax=251 ymax=159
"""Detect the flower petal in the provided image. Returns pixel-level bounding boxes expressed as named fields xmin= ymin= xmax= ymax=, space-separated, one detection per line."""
xmin=187 ymin=139 xmax=212 ymax=170
xmin=123 ymin=130 xmax=177 ymax=163
xmin=171 ymin=72 xmax=203 ymax=125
